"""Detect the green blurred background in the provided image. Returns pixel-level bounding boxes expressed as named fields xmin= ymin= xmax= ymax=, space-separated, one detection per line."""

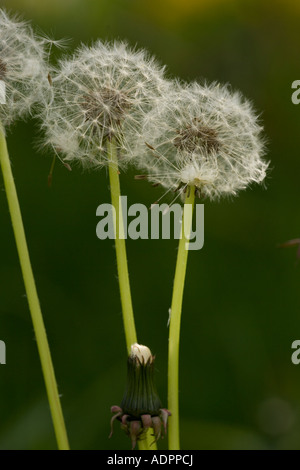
xmin=0 ymin=0 xmax=300 ymax=450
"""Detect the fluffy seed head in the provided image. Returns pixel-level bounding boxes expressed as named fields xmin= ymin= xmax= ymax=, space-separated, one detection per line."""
xmin=0 ymin=9 xmax=51 ymax=127
xmin=41 ymin=41 xmax=169 ymax=169
xmin=132 ymin=81 xmax=268 ymax=201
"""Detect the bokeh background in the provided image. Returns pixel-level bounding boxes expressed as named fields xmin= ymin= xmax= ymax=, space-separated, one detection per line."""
xmin=0 ymin=0 xmax=300 ymax=450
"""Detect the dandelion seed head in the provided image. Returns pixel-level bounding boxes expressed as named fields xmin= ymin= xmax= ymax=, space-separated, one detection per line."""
xmin=0 ymin=9 xmax=51 ymax=127
xmin=133 ymin=81 xmax=268 ymax=201
xmin=42 ymin=41 xmax=169 ymax=169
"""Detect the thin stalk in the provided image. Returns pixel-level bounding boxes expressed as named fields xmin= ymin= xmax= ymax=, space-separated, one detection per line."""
xmin=107 ymin=138 xmax=137 ymax=352
xmin=0 ymin=124 xmax=69 ymax=450
xmin=107 ymin=138 xmax=157 ymax=450
xmin=47 ymin=155 xmax=56 ymax=188
xmin=168 ymin=186 xmax=195 ymax=450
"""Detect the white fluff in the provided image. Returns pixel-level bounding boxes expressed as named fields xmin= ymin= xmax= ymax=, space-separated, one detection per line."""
xmin=41 ymin=41 xmax=169 ymax=169
xmin=131 ymin=81 xmax=268 ymax=201
xmin=0 ymin=9 xmax=51 ymax=127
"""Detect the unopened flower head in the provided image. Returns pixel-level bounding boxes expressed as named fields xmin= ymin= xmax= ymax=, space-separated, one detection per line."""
xmin=110 ymin=343 xmax=171 ymax=448
xmin=0 ymin=9 xmax=50 ymax=127
xmin=130 ymin=342 xmax=153 ymax=365
xmin=133 ymin=81 xmax=268 ymax=201
xmin=42 ymin=41 xmax=168 ymax=169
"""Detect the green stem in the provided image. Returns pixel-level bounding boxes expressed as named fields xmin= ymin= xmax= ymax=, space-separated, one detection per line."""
xmin=107 ymin=139 xmax=157 ymax=450
xmin=0 ymin=124 xmax=69 ymax=450
xmin=107 ymin=139 xmax=137 ymax=352
xmin=168 ymin=186 xmax=195 ymax=450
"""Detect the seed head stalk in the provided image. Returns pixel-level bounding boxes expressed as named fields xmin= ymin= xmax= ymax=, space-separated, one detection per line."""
xmin=0 ymin=124 xmax=69 ymax=450
xmin=168 ymin=186 xmax=195 ymax=450
xmin=107 ymin=138 xmax=137 ymax=352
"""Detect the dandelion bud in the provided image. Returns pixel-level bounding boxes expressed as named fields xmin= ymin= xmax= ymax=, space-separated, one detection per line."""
xmin=130 ymin=342 xmax=153 ymax=365
xmin=109 ymin=343 xmax=171 ymax=448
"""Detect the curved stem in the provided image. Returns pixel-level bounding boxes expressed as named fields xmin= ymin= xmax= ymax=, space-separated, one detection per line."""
xmin=168 ymin=186 xmax=195 ymax=450
xmin=0 ymin=124 xmax=69 ymax=450
xmin=107 ymin=139 xmax=157 ymax=450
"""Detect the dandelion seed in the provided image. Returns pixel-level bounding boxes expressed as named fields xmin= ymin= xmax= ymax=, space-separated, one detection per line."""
xmin=279 ymin=238 xmax=300 ymax=260
xmin=132 ymin=80 xmax=269 ymax=201
xmin=0 ymin=9 xmax=52 ymax=127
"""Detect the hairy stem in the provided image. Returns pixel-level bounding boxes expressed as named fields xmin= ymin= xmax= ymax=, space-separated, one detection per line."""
xmin=107 ymin=139 xmax=157 ymax=450
xmin=168 ymin=186 xmax=195 ymax=450
xmin=0 ymin=124 xmax=69 ymax=450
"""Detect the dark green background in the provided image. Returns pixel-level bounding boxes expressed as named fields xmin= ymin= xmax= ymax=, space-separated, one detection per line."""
xmin=0 ymin=0 xmax=300 ymax=450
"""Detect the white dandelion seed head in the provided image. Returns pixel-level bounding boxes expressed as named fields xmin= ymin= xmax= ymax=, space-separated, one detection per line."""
xmin=132 ymin=80 xmax=268 ymax=201
xmin=0 ymin=9 xmax=51 ymax=127
xmin=41 ymin=40 xmax=169 ymax=170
